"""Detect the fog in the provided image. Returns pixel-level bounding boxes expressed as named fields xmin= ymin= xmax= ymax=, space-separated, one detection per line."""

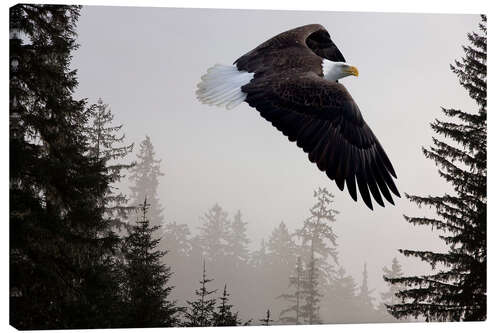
xmin=71 ymin=5 xmax=478 ymax=323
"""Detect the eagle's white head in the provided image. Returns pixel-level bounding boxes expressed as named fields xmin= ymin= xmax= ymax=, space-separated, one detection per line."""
xmin=322 ymin=60 xmax=359 ymax=81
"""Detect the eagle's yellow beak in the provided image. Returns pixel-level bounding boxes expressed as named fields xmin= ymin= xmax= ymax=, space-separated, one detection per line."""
xmin=348 ymin=66 xmax=359 ymax=77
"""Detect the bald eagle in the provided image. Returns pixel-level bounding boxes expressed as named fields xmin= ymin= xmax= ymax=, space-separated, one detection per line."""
xmin=196 ymin=24 xmax=400 ymax=210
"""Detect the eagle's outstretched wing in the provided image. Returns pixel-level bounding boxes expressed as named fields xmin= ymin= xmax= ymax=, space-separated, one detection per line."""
xmin=234 ymin=24 xmax=345 ymax=77
xmin=242 ymin=71 xmax=400 ymax=210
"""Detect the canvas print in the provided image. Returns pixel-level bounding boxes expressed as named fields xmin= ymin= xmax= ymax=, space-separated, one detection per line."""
xmin=9 ymin=4 xmax=486 ymax=329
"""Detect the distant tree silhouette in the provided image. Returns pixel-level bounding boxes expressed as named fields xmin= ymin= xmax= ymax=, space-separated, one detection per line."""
xmin=250 ymin=239 xmax=267 ymax=268
xmin=259 ymin=309 xmax=273 ymax=326
xmin=129 ymin=136 xmax=165 ymax=229
xmin=86 ymin=98 xmax=134 ymax=231
xmin=226 ymin=210 xmax=250 ymax=266
xmin=160 ymin=221 xmax=192 ymax=262
xmin=9 ymin=4 xmax=121 ymax=329
xmin=189 ymin=234 xmax=204 ymax=264
xmin=267 ymin=222 xmax=298 ymax=268
xmin=386 ymin=15 xmax=487 ymax=322
xmin=279 ymin=256 xmax=305 ymax=324
xmin=264 ymin=222 xmax=299 ymax=314
xmin=121 ymin=198 xmax=178 ymax=327
xmin=301 ymin=252 xmax=322 ymax=324
xmin=381 ymin=258 xmax=404 ymax=307
xmin=296 ymin=188 xmax=339 ymax=285
xmin=289 ymin=188 xmax=339 ymax=324
xmin=199 ymin=204 xmax=230 ymax=263
xmin=321 ymin=267 xmax=359 ymax=323
xmin=184 ymin=261 xmax=217 ymax=327
xmin=212 ymin=284 xmax=247 ymax=326
xmin=375 ymin=258 xmax=404 ymax=322
xmin=357 ymin=263 xmax=375 ymax=309
xmin=356 ymin=263 xmax=378 ymax=322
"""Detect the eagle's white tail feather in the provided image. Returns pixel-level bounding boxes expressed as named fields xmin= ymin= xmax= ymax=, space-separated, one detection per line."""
xmin=196 ymin=64 xmax=254 ymax=110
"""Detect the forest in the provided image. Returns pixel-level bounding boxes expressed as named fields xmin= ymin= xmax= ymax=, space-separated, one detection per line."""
xmin=9 ymin=4 xmax=486 ymax=330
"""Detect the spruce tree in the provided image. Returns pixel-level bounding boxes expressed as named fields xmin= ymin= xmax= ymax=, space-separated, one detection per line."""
xmin=10 ymin=4 xmax=121 ymax=329
xmin=121 ymin=198 xmax=178 ymax=327
xmin=184 ymin=261 xmax=218 ymax=327
xmin=129 ymin=135 xmax=165 ymax=229
xmin=386 ymin=15 xmax=487 ymax=322
xmin=86 ymin=98 xmax=134 ymax=231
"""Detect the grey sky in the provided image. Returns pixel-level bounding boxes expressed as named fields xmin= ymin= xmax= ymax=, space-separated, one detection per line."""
xmin=71 ymin=6 xmax=479 ymax=297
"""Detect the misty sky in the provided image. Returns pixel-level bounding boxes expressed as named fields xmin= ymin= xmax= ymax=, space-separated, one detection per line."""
xmin=71 ymin=6 xmax=479 ymax=297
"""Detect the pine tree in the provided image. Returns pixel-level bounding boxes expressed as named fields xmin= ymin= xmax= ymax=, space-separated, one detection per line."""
xmin=9 ymin=4 xmax=121 ymax=329
xmin=121 ymin=198 xmax=178 ymax=327
xmin=212 ymin=284 xmax=245 ymax=326
xmin=184 ymin=261 xmax=217 ymax=327
xmin=129 ymin=135 xmax=165 ymax=229
xmin=259 ymin=309 xmax=273 ymax=325
xmin=279 ymin=256 xmax=305 ymax=324
xmin=198 ymin=204 xmax=230 ymax=262
xmin=86 ymin=98 xmax=134 ymax=231
xmin=386 ymin=15 xmax=487 ymax=322
xmin=225 ymin=210 xmax=250 ymax=265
